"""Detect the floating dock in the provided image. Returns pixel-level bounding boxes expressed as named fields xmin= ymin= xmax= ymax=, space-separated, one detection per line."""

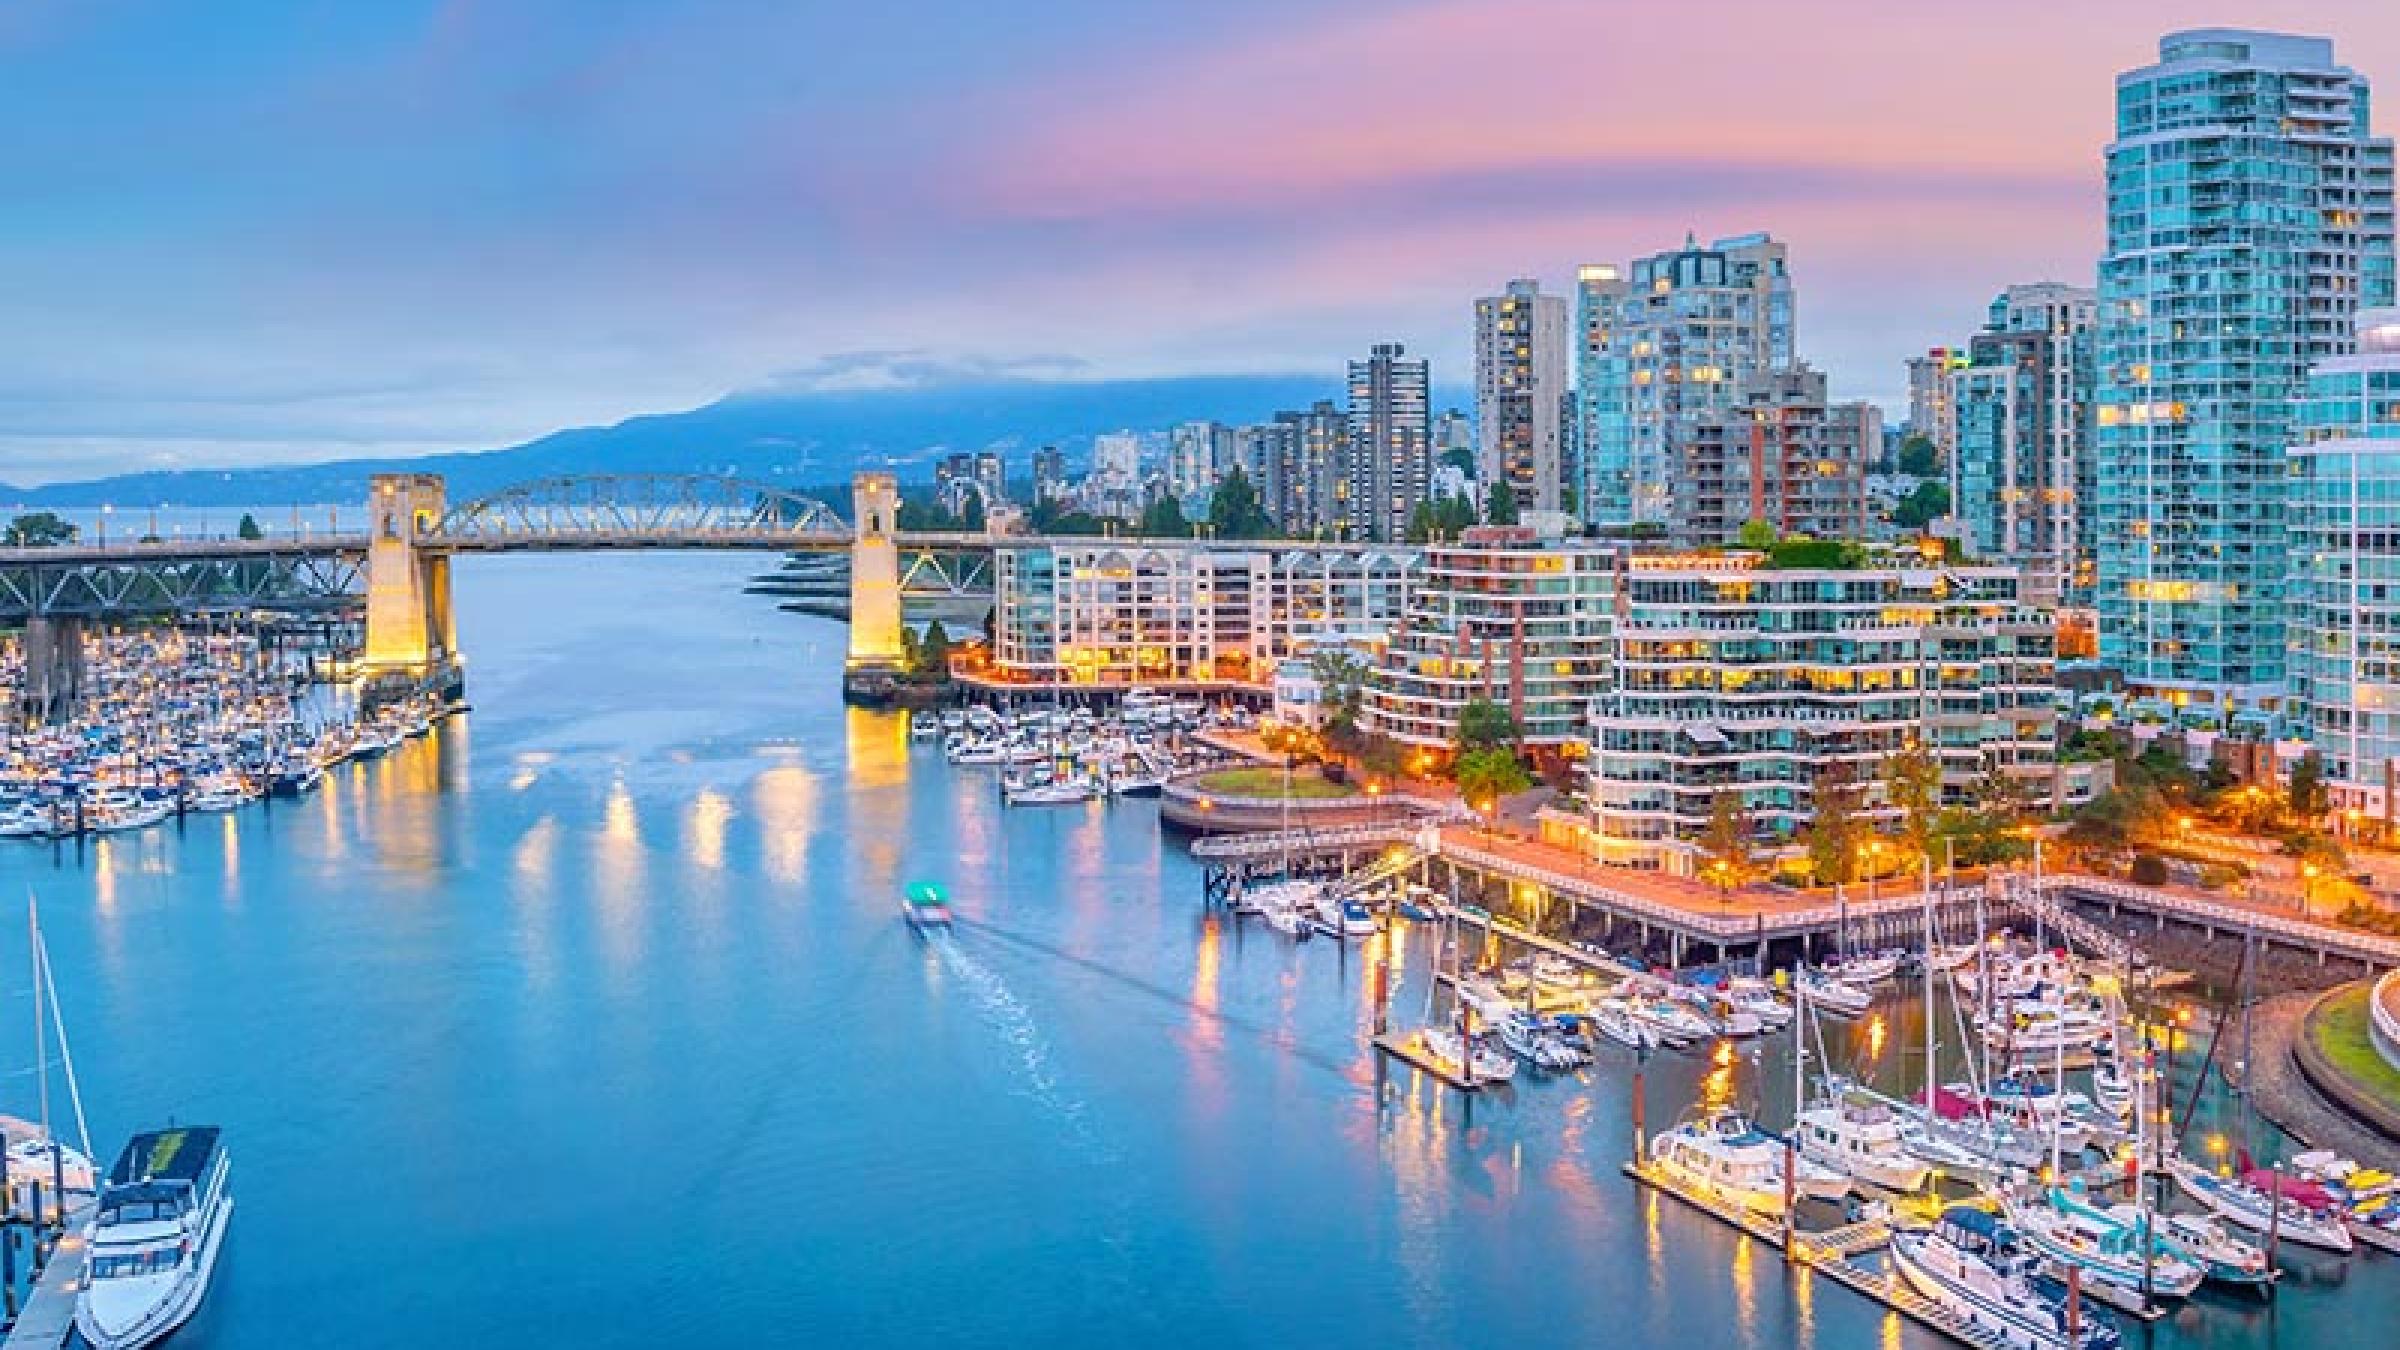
xmin=4 ymin=1201 xmax=93 ymax=1350
xmin=1623 ymin=1159 xmax=2061 ymax=1350
xmin=1370 ymin=1031 xmax=1484 ymax=1092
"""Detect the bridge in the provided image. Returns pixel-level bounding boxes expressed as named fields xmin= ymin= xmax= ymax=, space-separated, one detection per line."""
xmin=0 ymin=470 xmax=990 ymax=713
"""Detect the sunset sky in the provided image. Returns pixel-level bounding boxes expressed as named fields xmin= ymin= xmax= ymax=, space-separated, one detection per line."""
xmin=6 ymin=0 xmax=2400 ymax=482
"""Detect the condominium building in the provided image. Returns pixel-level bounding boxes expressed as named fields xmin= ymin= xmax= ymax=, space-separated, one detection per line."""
xmin=1579 ymin=554 xmax=2057 ymax=873
xmin=1361 ymin=529 xmax=1616 ymax=751
xmin=1668 ymin=366 xmax=1875 ymax=547
xmin=1474 ymin=279 xmax=1571 ymax=516
xmin=1032 ymin=446 xmax=1067 ymax=503
xmin=1905 ymin=349 xmax=1964 ymax=466
xmin=1271 ymin=401 xmax=1349 ymax=537
xmin=2097 ymin=28 xmax=2396 ymax=709
xmin=1949 ymin=283 xmax=2097 ymax=606
xmin=1229 ymin=421 xmax=1292 ymax=522
xmin=1168 ymin=421 xmax=1231 ymax=502
xmin=985 ymin=543 xmax=1419 ymax=688
xmin=1345 ymin=343 xmax=1432 ymax=542
xmin=1577 ymin=234 xmax=1794 ymax=529
xmin=2289 ymin=308 xmax=2400 ymax=823
xmin=1091 ymin=433 xmax=1143 ymax=490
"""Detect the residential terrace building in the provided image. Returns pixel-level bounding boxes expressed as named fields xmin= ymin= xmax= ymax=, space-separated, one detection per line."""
xmin=1361 ymin=529 xmax=1617 ymax=754
xmin=1576 ymin=553 xmax=2057 ymax=874
xmin=984 ymin=542 xmax=1419 ymax=690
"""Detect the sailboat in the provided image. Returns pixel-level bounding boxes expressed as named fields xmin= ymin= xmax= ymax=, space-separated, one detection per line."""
xmin=7 ymin=896 xmax=95 ymax=1219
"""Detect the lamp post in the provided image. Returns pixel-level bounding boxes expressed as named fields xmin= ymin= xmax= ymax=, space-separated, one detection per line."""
xmin=1366 ymin=780 xmax=1384 ymax=829
xmin=2300 ymin=862 xmax=2321 ymax=917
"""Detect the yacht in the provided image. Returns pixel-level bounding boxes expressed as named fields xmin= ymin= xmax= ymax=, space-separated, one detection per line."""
xmin=1590 ymin=1000 xmax=1657 ymax=1052
xmin=1419 ymin=1027 xmax=1515 ymax=1083
xmin=1796 ymin=968 xmax=1873 ymax=1018
xmin=1819 ymin=951 xmax=1900 ymax=986
xmin=2157 ymin=1210 xmax=2276 ymax=1291
xmin=1624 ymin=996 xmax=1714 ymax=1047
xmin=1495 ymin=1011 xmax=1588 ymax=1072
xmin=1795 ymin=1089 xmax=1932 ymax=1193
xmin=76 ymin=1126 xmax=233 ymax=1350
xmin=1308 ymin=895 xmax=1379 ymax=941
xmin=2168 ymin=1159 xmax=2354 ymax=1254
xmin=1651 ymin=1109 xmax=1844 ymax=1214
xmin=2007 ymin=1187 xmax=2202 ymax=1306
xmin=1891 ymin=1206 xmax=2123 ymax=1350
xmin=1723 ymin=978 xmax=1793 ymax=1029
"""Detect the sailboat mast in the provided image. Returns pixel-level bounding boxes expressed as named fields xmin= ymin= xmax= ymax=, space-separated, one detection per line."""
xmin=1922 ymin=855 xmax=1937 ymax=1104
xmin=37 ymin=924 xmax=92 ymax=1162
xmin=30 ymin=896 xmax=49 ymax=1148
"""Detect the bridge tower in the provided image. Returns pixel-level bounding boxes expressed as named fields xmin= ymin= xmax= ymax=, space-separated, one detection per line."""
xmin=843 ymin=471 xmax=907 ymax=696
xmin=14 ymin=615 xmax=87 ymax=725
xmin=360 ymin=473 xmax=458 ymax=681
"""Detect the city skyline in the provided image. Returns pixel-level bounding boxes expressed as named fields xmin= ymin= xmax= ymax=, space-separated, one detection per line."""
xmin=9 ymin=2 xmax=2400 ymax=485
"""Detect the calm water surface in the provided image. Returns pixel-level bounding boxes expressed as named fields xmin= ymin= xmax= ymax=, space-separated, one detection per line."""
xmin=2 ymin=553 xmax=2390 ymax=1347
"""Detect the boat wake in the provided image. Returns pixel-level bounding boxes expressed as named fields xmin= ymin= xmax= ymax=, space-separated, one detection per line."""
xmin=928 ymin=936 xmax=1119 ymax=1166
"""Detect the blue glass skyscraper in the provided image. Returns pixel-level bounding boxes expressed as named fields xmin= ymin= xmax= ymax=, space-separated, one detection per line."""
xmin=2096 ymin=29 xmax=2394 ymax=712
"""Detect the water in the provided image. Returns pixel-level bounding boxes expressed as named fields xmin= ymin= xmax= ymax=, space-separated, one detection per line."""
xmin=2 ymin=551 xmax=2391 ymax=1347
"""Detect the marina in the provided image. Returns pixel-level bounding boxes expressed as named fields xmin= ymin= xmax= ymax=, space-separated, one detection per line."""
xmin=0 ymin=553 xmax=2391 ymax=1346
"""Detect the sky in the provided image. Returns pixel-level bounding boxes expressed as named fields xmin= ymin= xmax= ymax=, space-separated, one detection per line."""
xmin=6 ymin=1 xmax=2400 ymax=485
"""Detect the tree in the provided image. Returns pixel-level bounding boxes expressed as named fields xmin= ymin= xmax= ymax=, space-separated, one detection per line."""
xmin=1310 ymin=648 xmax=1368 ymax=752
xmin=1455 ymin=697 xmax=1517 ymax=753
xmin=1883 ymin=741 xmax=1943 ymax=863
xmin=1482 ymin=480 xmax=1519 ymax=526
xmin=1454 ymin=746 xmax=1532 ymax=807
xmin=1435 ymin=492 xmax=1477 ymax=538
xmin=1440 ymin=444 xmax=1476 ymax=477
xmin=1892 ymin=480 xmax=1952 ymax=530
xmin=1802 ymin=765 xmax=1869 ymax=885
xmin=1208 ymin=466 xmax=1274 ymax=539
xmin=1736 ymin=518 xmax=1778 ymax=551
xmin=1406 ymin=499 xmax=1439 ymax=544
xmin=960 ymin=491 xmax=986 ymax=533
xmin=236 ymin=513 xmax=263 ymax=541
xmin=1897 ymin=435 xmax=1940 ymax=478
xmin=1697 ymin=790 xmax=1755 ymax=893
xmin=2289 ymin=750 xmax=2330 ymax=824
xmin=2 ymin=512 xmax=76 ymax=547
xmin=1138 ymin=495 xmax=1189 ymax=537
xmin=916 ymin=619 xmax=953 ymax=677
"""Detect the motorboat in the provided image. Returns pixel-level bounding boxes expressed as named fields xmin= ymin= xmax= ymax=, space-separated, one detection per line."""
xmin=1650 ymin=1109 xmax=1844 ymax=1215
xmin=1795 ymin=1089 xmax=1932 ymax=1193
xmin=1495 ymin=1011 xmax=1588 ymax=1072
xmin=1003 ymin=774 xmax=1097 ymax=806
xmin=900 ymin=883 xmax=954 ymax=933
xmin=1590 ymin=1000 xmax=1658 ymax=1052
xmin=76 ymin=1126 xmax=233 ymax=1350
xmin=2088 ymin=1061 xmax=2133 ymax=1120
xmin=1820 ymin=951 xmax=1901 ymax=986
xmin=2006 ymin=1187 xmax=2202 ymax=1305
xmin=1624 ymin=996 xmax=1713 ymax=1047
xmin=1419 ymin=1027 xmax=1515 ymax=1083
xmin=2156 ymin=1210 xmax=2276 ymax=1291
xmin=2168 ymin=1159 xmax=2354 ymax=1254
xmin=1797 ymin=969 xmax=1873 ymax=1018
xmin=1890 ymin=1206 xmax=2122 ymax=1350
xmin=1309 ymin=895 xmax=1378 ymax=941
xmin=1723 ymin=978 xmax=1793 ymax=1029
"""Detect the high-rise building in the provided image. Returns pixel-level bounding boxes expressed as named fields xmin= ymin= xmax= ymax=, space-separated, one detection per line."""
xmin=1032 ymin=446 xmax=1066 ymax=503
xmin=1949 ymin=283 xmax=2097 ymax=606
xmin=1168 ymin=421 xmax=1229 ymax=501
xmin=1273 ymin=401 xmax=1349 ymax=537
xmin=1345 ymin=343 xmax=1431 ymax=542
xmin=1576 ymin=234 xmax=1794 ymax=529
xmin=1091 ymin=432 xmax=1143 ymax=489
xmin=974 ymin=450 xmax=1006 ymax=509
xmin=1474 ymin=279 xmax=1570 ymax=515
xmin=2289 ymin=308 xmax=2400 ymax=825
xmin=1905 ymin=349 xmax=1964 ymax=466
xmin=1230 ymin=421 xmax=1293 ymax=527
xmin=2097 ymin=28 xmax=2396 ymax=709
xmin=1667 ymin=366 xmax=1874 ymax=547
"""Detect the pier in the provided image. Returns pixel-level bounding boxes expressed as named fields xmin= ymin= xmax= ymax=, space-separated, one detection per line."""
xmin=2 ymin=1200 xmax=91 ymax=1350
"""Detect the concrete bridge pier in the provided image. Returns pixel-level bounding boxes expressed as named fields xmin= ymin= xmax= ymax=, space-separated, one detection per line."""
xmin=841 ymin=471 xmax=908 ymax=703
xmin=15 ymin=615 xmax=87 ymax=724
xmin=360 ymin=473 xmax=459 ymax=688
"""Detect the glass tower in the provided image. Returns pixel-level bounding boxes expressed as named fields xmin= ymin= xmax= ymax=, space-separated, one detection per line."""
xmin=2289 ymin=308 xmax=2400 ymax=823
xmin=2096 ymin=28 xmax=2395 ymax=711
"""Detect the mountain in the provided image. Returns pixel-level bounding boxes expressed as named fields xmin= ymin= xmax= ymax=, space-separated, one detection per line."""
xmin=0 ymin=375 xmax=1474 ymax=508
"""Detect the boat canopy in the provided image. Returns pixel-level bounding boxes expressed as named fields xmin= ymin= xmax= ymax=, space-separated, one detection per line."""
xmin=1919 ymin=1086 xmax=1985 ymax=1121
xmin=905 ymin=882 xmax=948 ymax=909
xmin=107 ymin=1126 xmax=221 ymax=1187
xmin=2242 ymin=1169 xmax=2336 ymax=1210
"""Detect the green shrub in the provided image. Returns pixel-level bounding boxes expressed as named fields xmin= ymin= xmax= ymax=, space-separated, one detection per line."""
xmin=2129 ymin=854 xmax=2169 ymax=886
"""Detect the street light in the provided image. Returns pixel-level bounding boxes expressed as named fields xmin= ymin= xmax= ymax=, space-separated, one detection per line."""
xmin=2301 ymin=862 xmax=2321 ymax=915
